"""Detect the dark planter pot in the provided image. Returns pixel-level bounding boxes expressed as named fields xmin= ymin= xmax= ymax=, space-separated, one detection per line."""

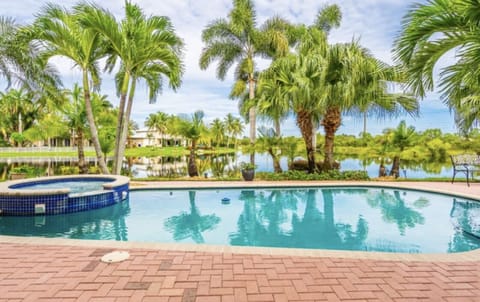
xmin=241 ymin=169 xmax=255 ymax=181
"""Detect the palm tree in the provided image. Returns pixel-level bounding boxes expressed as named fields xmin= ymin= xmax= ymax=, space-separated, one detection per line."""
xmin=209 ymin=118 xmax=225 ymax=147
xmin=393 ymin=0 xmax=480 ymax=132
xmin=224 ymin=113 xmax=236 ymax=148
xmin=199 ymin=0 xmax=290 ymax=164
xmin=145 ymin=112 xmax=170 ymax=147
xmin=0 ymin=89 xmax=33 ymax=137
xmin=77 ymin=2 xmax=184 ymax=175
xmin=176 ymin=111 xmax=207 ymax=177
xmin=258 ymin=27 xmax=328 ymax=173
xmin=0 ymin=17 xmax=60 ymax=97
xmin=63 ymin=84 xmax=89 ymax=174
xmin=257 ymin=126 xmax=283 ymax=173
xmin=230 ymin=117 xmax=244 ymax=150
xmin=388 ymin=120 xmax=417 ymax=177
xmin=32 ymin=3 xmax=109 ymax=174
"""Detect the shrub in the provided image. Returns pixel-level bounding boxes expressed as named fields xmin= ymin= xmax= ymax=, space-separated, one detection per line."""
xmin=256 ymin=170 xmax=369 ymax=181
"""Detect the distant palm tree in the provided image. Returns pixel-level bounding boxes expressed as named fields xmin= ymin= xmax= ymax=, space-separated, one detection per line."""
xmin=389 ymin=120 xmax=416 ymax=177
xmin=199 ymin=0 xmax=290 ymax=164
xmin=176 ymin=111 xmax=207 ymax=177
xmin=63 ymin=84 xmax=89 ymax=174
xmin=209 ymin=118 xmax=225 ymax=147
xmin=257 ymin=126 xmax=283 ymax=173
xmin=78 ymin=1 xmax=184 ymax=175
xmin=33 ymin=4 xmax=109 ymax=173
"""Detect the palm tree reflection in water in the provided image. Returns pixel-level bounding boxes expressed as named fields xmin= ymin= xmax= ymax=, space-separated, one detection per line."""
xmin=366 ymin=189 xmax=427 ymax=236
xmin=230 ymin=189 xmax=369 ymax=250
xmin=164 ymin=191 xmax=221 ymax=243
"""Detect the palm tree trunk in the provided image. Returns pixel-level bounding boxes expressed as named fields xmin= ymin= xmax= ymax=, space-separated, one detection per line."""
xmin=82 ymin=71 xmax=109 ymax=174
xmin=296 ymin=110 xmax=315 ymax=174
xmin=76 ymin=129 xmax=88 ymax=174
xmin=115 ymin=78 xmax=136 ymax=175
xmin=248 ymin=76 xmax=256 ymax=165
xmin=390 ymin=155 xmax=400 ymax=178
xmin=321 ymin=107 xmax=341 ymax=171
xmin=274 ymin=119 xmax=281 ymax=138
xmin=268 ymin=147 xmax=283 ymax=173
xmin=113 ymin=73 xmax=130 ymax=174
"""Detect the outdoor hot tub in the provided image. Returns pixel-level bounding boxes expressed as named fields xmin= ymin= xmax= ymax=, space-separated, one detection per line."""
xmin=0 ymin=175 xmax=129 ymax=216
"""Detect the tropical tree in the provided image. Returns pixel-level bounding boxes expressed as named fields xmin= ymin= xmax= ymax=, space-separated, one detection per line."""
xmin=145 ymin=111 xmax=170 ymax=147
xmin=388 ymin=120 xmax=417 ymax=177
xmin=209 ymin=118 xmax=225 ymax=147
xmin=257 ymin=126 xmax=283 ymax=173
xmin=0 ymin=89 xmax=35 ymax=141
xmin=176 ymin=110 xmax=207 ymax=177
xmin=258 ymin=27 xmax=327 ymax=173
xmin=224 ymin=113 xmax=237 ymax=148
xmin=199 ymin=0 xmax=290 ymax=164
xmin=63 ymin=84 xmax=89 ymax=174
xmin=78 ymin=2 xmax=184 ymax=175
xmin=393 ymin=0 xmax=480 ymax=132
xmin=0 ymin=17 xmax=60 ymax=97
xmin=32 ymin=3 xmax=109 ymax=173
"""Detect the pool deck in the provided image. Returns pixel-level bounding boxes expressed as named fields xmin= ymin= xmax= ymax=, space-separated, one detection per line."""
xmin=1 ymin=181 xmax=480 ymax=301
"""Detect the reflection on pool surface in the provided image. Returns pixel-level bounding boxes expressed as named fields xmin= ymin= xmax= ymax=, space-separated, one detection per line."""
xmin=1 ymin=187 xmax=479 ymax=253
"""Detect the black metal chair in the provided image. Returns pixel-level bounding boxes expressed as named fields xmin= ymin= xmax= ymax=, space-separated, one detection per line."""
xmin=450 ymin=154 xmax=480 ymax=186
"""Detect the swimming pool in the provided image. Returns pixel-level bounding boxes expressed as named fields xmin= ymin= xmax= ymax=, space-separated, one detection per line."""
xmin=0 ymin=186 xmax=479 ymax=253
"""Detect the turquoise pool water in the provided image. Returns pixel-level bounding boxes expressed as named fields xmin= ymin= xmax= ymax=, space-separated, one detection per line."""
xmin=1 ymin=187 xmax=479 ymax=253
xmin=12 ymin=180 xmax=108 ymax=194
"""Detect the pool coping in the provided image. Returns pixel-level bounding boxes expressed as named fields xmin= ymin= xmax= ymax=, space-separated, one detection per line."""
xmin=2 ymin=180 xmax=480 ymax=262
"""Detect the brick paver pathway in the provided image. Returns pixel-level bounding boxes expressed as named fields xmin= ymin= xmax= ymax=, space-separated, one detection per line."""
xmin=0 ymin=243 xmax=479 ymax=301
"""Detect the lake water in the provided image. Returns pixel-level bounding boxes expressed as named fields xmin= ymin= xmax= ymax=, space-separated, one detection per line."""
xmin=0 ymin=152 xmax=454 ymax=180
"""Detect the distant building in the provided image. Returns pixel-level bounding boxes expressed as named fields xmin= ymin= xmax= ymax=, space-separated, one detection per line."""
xmin=128 ymin=128 xmax=186 ymax=147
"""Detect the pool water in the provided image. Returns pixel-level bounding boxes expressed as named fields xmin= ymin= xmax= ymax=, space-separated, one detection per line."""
xmin=1 ymin=187 xmax=479 ymax=253
xmin=14 ymin=180 xmax=108 ymax=194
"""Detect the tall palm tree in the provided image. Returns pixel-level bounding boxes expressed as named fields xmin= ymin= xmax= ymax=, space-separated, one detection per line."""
xmin=78 ymin=2 xmax=184 ymax=175
xmin=199 ymin=0 xmax=290 ymax=164
xmin=258 ymin=27 xmax=328 ymax=173
xmin=63 ymin=84 xmax=89 ymax=174
xmin=32 ymin=3 xmax=109 ymax=174
xmin=393 ymin=0 xmax=480 ymax=132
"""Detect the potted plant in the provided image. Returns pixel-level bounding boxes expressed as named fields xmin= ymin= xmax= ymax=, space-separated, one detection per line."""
xmin=240 ymin=162 xmax=256 ymax=181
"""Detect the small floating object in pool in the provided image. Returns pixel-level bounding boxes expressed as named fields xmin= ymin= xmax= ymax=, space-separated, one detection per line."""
xmin=221 ymin=197 xmax=230 ymax=204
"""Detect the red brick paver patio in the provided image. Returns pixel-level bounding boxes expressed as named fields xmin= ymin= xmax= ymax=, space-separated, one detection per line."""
xmin=0 ymin=242 xmax=479 ymax=302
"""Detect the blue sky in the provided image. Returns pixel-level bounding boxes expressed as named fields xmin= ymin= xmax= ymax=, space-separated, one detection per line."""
xmin=4 ymin=0 xmax=458 ymax=136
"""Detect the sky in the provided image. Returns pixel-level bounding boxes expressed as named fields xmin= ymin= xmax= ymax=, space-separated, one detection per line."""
xmin=3 ymin=0 xmax=459 ymax=137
